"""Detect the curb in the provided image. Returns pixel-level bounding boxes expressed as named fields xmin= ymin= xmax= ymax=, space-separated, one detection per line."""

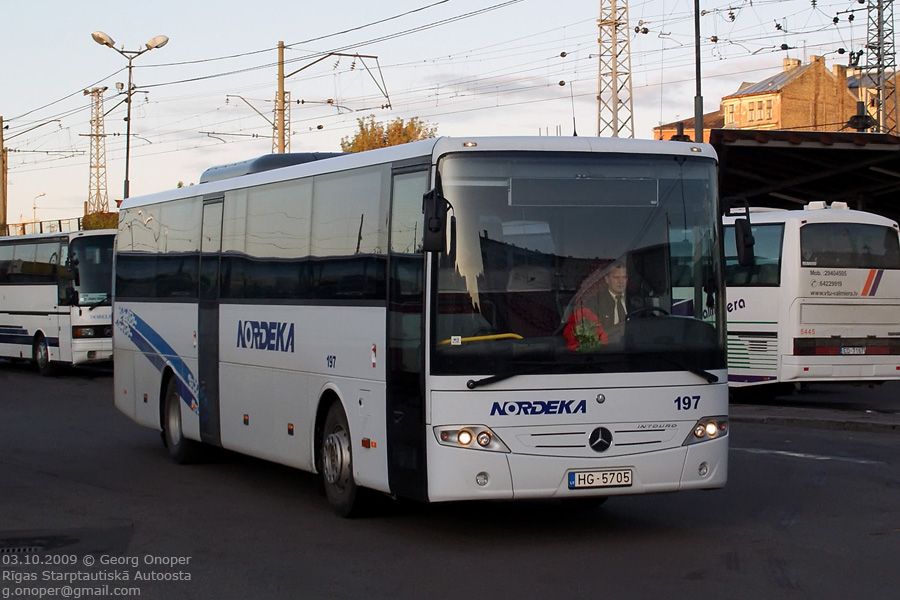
xmin=731 ymin=409 xmax=900 ymax=434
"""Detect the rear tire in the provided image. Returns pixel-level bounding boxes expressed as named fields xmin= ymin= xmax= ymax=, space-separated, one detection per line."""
xmin=162 ymin=377 xmax=202 ymax=464
xmin=321 ymin=402 xmax=363 ymax=517
xmin=33 ymin=335 xmax=56 ymax=377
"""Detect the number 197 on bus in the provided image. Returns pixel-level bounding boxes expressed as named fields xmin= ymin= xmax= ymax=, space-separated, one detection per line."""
xmin=675 ymin=395 xmax=700 ymax=410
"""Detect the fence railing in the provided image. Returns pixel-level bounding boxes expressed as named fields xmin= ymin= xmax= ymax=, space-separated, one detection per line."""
xmin=1 ymin=218 xmax=83 ymax=237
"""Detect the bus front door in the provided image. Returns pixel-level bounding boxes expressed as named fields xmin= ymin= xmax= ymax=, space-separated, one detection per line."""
xmin=198 ymin=199 xmax=223 ymax=446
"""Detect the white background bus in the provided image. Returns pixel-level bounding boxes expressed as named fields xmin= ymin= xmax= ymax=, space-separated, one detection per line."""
xmin=113 ymin=136 xmax=730 ymax=516
xmin=0 ymin=230 xmax=115 ymax=375
xmin=723 ymin=203 xmax=900 ymax=393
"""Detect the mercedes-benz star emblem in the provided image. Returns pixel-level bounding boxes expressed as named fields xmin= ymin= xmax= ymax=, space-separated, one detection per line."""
xmin=588 ymin=427 xmax=613 ymax=453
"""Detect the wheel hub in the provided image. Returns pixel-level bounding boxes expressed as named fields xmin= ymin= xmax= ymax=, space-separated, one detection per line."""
xmin=323 ymin=430 xmax=351 ymax=485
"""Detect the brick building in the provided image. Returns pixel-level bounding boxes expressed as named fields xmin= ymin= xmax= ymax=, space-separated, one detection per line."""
xmin=654 ymin=111 xmax=723 ymax=143
xmin=655 ymin=56 xmax=860 ymax=140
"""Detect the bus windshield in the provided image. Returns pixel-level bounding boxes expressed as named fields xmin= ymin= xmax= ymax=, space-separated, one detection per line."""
xmin=432 ymin=151 xmax=725 ymax=377
xmin=69 ymin=235 xmax=114 ymax=305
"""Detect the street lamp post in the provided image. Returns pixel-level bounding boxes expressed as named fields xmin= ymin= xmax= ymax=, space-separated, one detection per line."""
xmin=32 ymin=192 xmax=45 ymax=232
xmin=91 ymin=31 xmax=168 ymax=200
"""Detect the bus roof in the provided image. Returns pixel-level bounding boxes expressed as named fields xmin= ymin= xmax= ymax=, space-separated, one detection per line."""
xmin=0 ymin=229 xmax=117 ymax=243
xmin=119 ymin=136 xmax=717 ymax=211
xmin=723 ymin=204 xmax=899 ymax=228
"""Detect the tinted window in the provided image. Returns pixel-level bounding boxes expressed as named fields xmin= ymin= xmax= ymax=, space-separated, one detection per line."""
xmin=116 ymin=200 xmax=201 ymax=300
xmin=724 ymin=223 xmax=784 ymax=286
xmin=222 ymin=181 xmax=313 ymax=300
xmin=801 ymin=223 xmax=900 ymax=269
xmin=34 ymin=242 xmax=60 ymax=282
xmin=0 ymin=244 xmax=15 ymax=283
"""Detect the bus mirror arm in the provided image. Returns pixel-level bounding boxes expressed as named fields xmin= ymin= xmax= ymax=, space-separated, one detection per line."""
xmin=724 ymin=196 xmax=756 ymax=267
xmin=703 ymin=277 xmax=717 ymax=309
xmin=422 ymin=188 xmax=449 ymax=253
xmin=734 ymin=218 xmax=756 ymax=267
xmin=439 ymin=216 xmax=458 ymax=269
xmin=65 ymin=255 xmax=81 ymax=287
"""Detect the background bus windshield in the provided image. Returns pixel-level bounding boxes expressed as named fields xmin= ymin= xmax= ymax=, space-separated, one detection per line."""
xmin=432 ymin=152 xmax=725 ymax=377
xmin=69 ymin=235 xmax=114 ymax=305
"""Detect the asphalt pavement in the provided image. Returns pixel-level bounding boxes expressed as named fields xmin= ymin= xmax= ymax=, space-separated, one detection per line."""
xmin=730 ymin=380 xmax=900 ymax=433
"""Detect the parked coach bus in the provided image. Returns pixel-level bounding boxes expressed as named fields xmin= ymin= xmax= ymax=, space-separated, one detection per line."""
xmin=0 ymin=229 xmax=115 ymax=374
xmin=113 ymin=136 xmax=730 ymax=516
xmin=723 ymin=202 xmax=900 ymax=393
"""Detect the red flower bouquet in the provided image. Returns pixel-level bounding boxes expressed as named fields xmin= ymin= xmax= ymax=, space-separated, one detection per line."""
xmin=563 ymin=308 xmax=608 ymax=352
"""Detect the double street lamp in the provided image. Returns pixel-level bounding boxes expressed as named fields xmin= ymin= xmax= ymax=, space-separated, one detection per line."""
xmin=91 ymin=31 xmax=169 ymax=200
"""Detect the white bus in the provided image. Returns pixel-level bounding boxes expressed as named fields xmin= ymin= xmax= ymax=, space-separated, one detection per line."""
xmin=0 ymin=229 xmax=116 ymax=374
xmin=113 ymin=136 xmax=730 ymax=516
xmin=723 ymin=202 xmax=900 ymax=393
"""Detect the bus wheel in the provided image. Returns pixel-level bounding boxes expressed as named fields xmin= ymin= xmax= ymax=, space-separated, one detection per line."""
xmin=32 ymin=335 xmax=56 ymax=377
xmin=162 ymin=377 xmax=201 ymax=464
xmin=321 ymin=402 xmax=361 ymax=517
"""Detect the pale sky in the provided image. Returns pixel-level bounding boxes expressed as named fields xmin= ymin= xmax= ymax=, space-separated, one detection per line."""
xmin=1 ymin=0 xmax=878 ymax=224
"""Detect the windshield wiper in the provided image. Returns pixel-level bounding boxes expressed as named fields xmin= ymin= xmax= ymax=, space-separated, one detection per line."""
xmin=650 ymin=354 xmax=719 ymax=383
xmin=87 ymin=294 xmax=111 ymax=311
xmin=466 ymin=365 xmax=547 ymax=389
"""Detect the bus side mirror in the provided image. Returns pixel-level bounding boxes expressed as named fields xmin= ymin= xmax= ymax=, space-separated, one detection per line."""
xmin=66 ymin=254 xmax=81 ymax=287
xmin=65 ymin=287 xmax=79 ymax=306
xmin=422 ymin=188 xmax=448 ymax=253
xmin=734 ymin=218 xmax=756 ymax=267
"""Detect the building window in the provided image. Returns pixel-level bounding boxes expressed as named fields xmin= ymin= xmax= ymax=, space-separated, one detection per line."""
xmin=748 ymin=102 xmax=755 ymax=121
xmin=726 ymin=104 xmax=734 ymax=124
xmin=766 ymin=99 xmax=773 ymax=119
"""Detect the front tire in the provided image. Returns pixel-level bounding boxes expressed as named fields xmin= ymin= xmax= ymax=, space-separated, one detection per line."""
xmin=162 ymin=377 xmax=202 ymax=464
xmin=321 ymin=402 xmax=363 ymax=517
xmin=33 ymin=335 xmax=56 ymax=377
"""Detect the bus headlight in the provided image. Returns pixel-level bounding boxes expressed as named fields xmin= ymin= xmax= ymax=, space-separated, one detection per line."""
xmin=457 ymin=429 xmax=474 ymax=446
xmin=436 ymin=426 xmax=510 ymax=453
xmin=684 ymin=416 xmax=728 ymax=445
xmin=72 ymin=325 xmax=112 ymax=339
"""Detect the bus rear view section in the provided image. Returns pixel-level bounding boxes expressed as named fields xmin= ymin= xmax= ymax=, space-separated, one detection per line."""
xmin=113 ymin=136 xmax=729 ymax=517
xmin=724 ymin=202 xmax=900 ymax=393
xmin=0 ymin=230 xmax=115 ymax=374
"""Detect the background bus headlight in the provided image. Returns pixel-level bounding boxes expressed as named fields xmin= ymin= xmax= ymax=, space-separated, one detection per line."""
xmin=73 ymin=325 xmax=113 ymax=339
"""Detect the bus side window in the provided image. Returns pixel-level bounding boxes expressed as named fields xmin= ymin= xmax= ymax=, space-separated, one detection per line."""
xmin=0 ymin=244 xmax=13 ymax=283
xmin=58 ymin=244 xmax=72 ymax=305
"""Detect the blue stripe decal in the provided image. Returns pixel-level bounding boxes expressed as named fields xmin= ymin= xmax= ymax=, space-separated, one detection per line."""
xmin=869 ymin=269 xmax=884 ymax=296
xmin=0 ymin=325 xmax=31 ymax=346
xmin=0 ymin=326 xmax=59 ymax=348
xmin=115 ymin=307 xmax=199 ymax=414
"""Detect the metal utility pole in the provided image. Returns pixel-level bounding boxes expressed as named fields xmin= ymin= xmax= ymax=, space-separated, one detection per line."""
xmin=270 ymin=43 xmax=390 ymax=152
xmin=1 ymin=116 xmax=7 ymax=233
xmin=275 ymin=91 xmax=291 ymax=153
xmin=866 ymin=0 xmax=898 ymax=134
xmin=275 ymin=41 xmax=288 ymax=153
xmin=597 ymin=0 xmax=635 ymax=137
xmin=694 ymin=0 xmax=704 ymax=142
xmin=84 ymin=88 xmax=110 ymax=214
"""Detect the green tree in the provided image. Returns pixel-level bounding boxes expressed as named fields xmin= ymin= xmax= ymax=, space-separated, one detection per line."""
xmin=340 ymin=115 xmax=437 ymax=152
xmin=82 ymin=212 xmax=118 ymax=230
